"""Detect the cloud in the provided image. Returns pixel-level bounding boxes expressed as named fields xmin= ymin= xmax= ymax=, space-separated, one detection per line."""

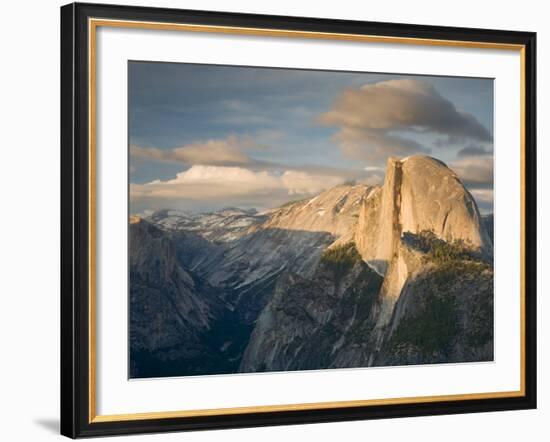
xmin=449 ymin=154 xmax=494 ymax=213
xmin=450 ymin=155 xmax=493 ymax=187
xmin=456 ymin=145 xmax=491 ymax=157
xmin=469 ymin=188 xmax=493 ymax=204
xmin=468 ymin=188 xmax=494 ymax=214
xmin=364 ymin=166 xmax=383 ymax=172
xmin=130 ymin=133 xmax=370 ymax=181
xmin=318 ymin=79 xmax=492 ymax=163
xmin=130 ymin=145 xmax=167 ymax=162
xmin=332 ymin=126 xmax=430 ymax=162
xmin=130 ymin=135 xmax=263 ymax=167
xmin=130 ymin=165 xmax=345 ymax=211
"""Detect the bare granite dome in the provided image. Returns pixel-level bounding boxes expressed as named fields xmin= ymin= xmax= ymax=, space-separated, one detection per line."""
xmin=131 ymin=155 xmax=495 ymax=376
xmin=355 ymin=155 xmax=492 ymax=276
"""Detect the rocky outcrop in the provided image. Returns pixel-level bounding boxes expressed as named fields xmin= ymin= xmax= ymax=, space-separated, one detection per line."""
xmin=129 ymin=218 xmax=215 ymax=377
xmin=239 ymin=243 xmax=384 ymax=372
xmin=130 ymin=184 xmax=375 ymax=377
xmin=211 ymin=185 xmax=371 ymax=319
xmin=375 ymin=234 xmax=494 ymax=365
xmin=353 ymin=156 xmax=492 ymax=341
xmin=129 ymin=218 xmax=252 ymax=377
xmin=355 ymin=156 xmax=492 ymax=275
xmin=258 ymin=184 xmax=373 ymax=245
xmin=155 ymin=184 xmax=373 ymax=323
xmin=147 ymin=208 xmax=266 ymax=243
xmin=240 ymin=156 xmax=493 ymax=372
xmin=131 ymin=155 xmax=494 ymax=377
xmin=239 ymin=233 xmax=494 ymax=372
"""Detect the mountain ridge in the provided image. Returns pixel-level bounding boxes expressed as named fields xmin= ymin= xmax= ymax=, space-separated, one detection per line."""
xmin=130 ymin=155 xmax=494 ymax=377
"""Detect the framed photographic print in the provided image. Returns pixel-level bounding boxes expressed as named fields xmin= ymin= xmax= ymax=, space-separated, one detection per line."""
xmin=60 ymin=2 xmax=537 ymax=438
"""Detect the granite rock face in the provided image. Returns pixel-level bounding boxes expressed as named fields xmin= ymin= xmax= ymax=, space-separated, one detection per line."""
xmin=239 ymin=235 xmax=493 ymax=372
xmin=239 ymin=243 xmax=384 ymax=372
xmin=145 ymin=184 xmax=372 ymax=323
xmin=130 ymin=155 xmax=494 ymax=377
xmin=352 ymin=156 xmax=492 ymax=345
xmin=376 ymin=258 xmax=494 ymax=366
xmin=146 ymin=207 xmax=265 ymax=243
xmin=129 ymin=218 xmax=221 ymax=377
xmin=355 ymin=156 xmax=492 ymax=276
xmin=240 ymin=156 xmax=493 ymax=371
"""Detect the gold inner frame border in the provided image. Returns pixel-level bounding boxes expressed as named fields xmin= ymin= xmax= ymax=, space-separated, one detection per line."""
xmin=87 ymin=17 xmax=527 ymax=424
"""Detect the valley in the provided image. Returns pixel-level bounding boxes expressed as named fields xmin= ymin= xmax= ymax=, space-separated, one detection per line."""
xmin=129 ymin=155 xmax=494 ymax=378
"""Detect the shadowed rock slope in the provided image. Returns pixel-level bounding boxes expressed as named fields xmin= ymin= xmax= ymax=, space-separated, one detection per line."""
xmin=130 ymin=155 xmax=494 ymax=377
xmin=129 ymin=218 xmax=250 ymax=377
xmin=239 ymin=156 xmax=493 ymax=371
xmin=239 ymin=243 xmax=384 ymax=372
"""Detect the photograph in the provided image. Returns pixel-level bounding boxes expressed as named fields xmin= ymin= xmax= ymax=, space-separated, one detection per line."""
xmin=54 ymin=1 xmax=537 ymax=438
xmin=128 ymin=62 xmax=495 ymax=379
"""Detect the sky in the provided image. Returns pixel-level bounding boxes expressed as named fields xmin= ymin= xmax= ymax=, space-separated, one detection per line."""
xmin=129 ymin=61 xmax=494 ymax=214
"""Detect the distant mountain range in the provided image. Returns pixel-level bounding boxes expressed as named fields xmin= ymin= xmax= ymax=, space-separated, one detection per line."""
xmin=129 ymin=155 xmax=494 ymax=378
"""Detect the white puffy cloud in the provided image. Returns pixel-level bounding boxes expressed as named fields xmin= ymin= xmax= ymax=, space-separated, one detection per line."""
xmin=280 ymin=170 xmax=343 ymax=195
xmin=318 ymin=79 xmax=492 ymax=163
xmin=130 ymin=165 xmax=345 ymax=211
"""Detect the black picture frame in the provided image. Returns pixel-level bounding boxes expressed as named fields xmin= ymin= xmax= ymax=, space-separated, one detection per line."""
xmin=61 ymin=2 xmax=537 ymax=438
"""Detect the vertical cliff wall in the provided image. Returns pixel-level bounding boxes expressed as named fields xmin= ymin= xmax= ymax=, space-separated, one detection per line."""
xmin=354 ymin=155 xmax=493 ymax=347
xmin=133 ymin=155 xmax=494 ymax=375
xmin=355 ymin=155 xmax=492 ymax=273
